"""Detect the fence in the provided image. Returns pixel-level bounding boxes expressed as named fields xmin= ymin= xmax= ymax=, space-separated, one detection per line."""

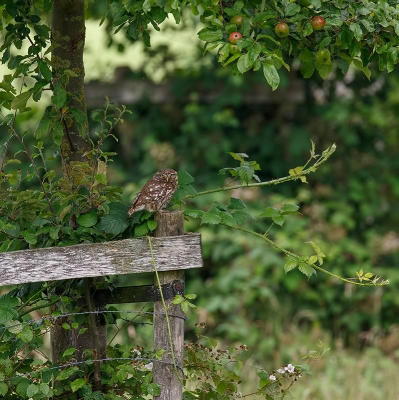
xmin=0 ymin=210 xmax=203 ymax=399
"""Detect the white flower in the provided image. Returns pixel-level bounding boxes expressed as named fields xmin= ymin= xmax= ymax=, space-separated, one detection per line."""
xmin=277 ymin=368 xmax=285 ymax=374
xmin=132 ymin=349 xmax=141 ymax=357
xmin=144 ymin=362 xmax=153 ymax=370
xmin=285 ymin=364 xmax=295 ymax=373
xmin=269 ymin=374 xmax=277 ymax=381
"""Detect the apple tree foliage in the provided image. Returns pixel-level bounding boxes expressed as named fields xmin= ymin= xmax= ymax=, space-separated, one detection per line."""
xmin=104 ymin=0 xmax=399 ymax=89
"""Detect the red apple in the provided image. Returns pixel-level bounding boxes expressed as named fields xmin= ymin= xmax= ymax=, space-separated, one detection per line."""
xmin=311 ymin=15 xmax=326 ymax=30
xmin=275 ymin=22 xmax=290 ymax=38
xmin=229 ymin=31 xmax=242 ymax=44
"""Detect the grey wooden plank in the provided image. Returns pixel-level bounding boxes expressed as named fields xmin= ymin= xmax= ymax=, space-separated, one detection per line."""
xmin=0 ymin=234 xmax=202 ymax=286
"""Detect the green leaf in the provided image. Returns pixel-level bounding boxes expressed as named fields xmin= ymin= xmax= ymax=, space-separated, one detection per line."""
xmin=221 ymin=212 xmax=237 ymax=227
xmin=178 ymin=170 xmax=195 ymax=185
xmin=217 ymin=381 xmax=227 ymax=395
xmin=49 ymin=226 xmax=60 ymax=240
xmin=259 ymin=207 xmax=280 ymax=218
xmin=95 ymin=173 xmax=107 ymax=185
xmin=353 ymin=59 xmax=371 ymax=80
xmin=20 ymin=325 xmax=34 ymax=343
xmin=184 ymin=210 xmax=204 ymax=219
xmin=101 ymin=202 xmax=129 ymax=234
xmin=26 ymin=384 xmax=39 ymax=398
xmin=272 ymin=215 xmax=285 ymax=226
xmin=71 ymin=378 xmax=87 ymax=393
xmin=11 ymin=91 xmax=32 ymax=111
xmin=198 ymin=28 xmax=223 ymax=42
xmin=285 ymin=2 xmax=300 ymax=16
xmin=233 ymin=210 xmax=255 ymax=225
xmin=77 ymin=211 xmax=98 ymax=228
xmin=237 ymin=165 xmax=254 ymax=183
xmin=284 ymin=258 xmax=298 ymax=273
xmin=298 ymin=263 xmax=316 ymax=278
xmin=38 ymin=59 xmax=52 ymax=81
xmin=228 ymin=197 xmax=247 ymax=210
xmin=281 ymin=204 xmax=300 ymax=213
xmin=134 ymin=223 xmax=149 ymax=237
xmin=51 ymin=85 xmax=67 ymax=109
xmin=52 ymin=119 xmax=64 ymax=146
xmin=62 ymin=348 xmax=76 ymax=357
xmin=349 ymin=22 xmax=363 ymax=41
xmin=263 ymin=63 xmax=280 ymax=90
xmin=227 ymin=152 xmax=248 ymax=161
xmin=315 ymin=60 xmax=332 ymax=79
xmin=147 ymin=219 xmax=158 ymax=231
xmin=21 ymin=229 xmax=37 ymax=245
xmin=201 ymin=212 xmax=222 ymax=225
xmin=0 ymin=382 xmax=8 ymax=396
xmin=56 ymin=366 xmax=79 ymax=381
xmin=146 ymin=383 xmax=161 ymax=396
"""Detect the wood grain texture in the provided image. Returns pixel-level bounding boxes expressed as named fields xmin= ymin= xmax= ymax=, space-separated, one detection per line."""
xmin=153 ymin=211 xmax=185 ymax=400
xmin=0 ymin=234 xmax=202 ymax=287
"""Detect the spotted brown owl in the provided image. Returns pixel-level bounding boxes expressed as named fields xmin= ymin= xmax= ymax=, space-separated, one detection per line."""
xmin=128 ymin=169 xmax=178 ymax=216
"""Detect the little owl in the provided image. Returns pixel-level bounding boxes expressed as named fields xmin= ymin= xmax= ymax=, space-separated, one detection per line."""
xmin=128 ymin=169 xmax=178 ymax=216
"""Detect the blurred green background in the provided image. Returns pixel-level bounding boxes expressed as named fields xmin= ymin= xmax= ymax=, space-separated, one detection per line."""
xmin=3 ymin=3 xmax=399 ymax=398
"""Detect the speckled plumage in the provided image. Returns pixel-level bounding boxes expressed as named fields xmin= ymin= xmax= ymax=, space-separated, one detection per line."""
xmin=128 ymin=169 xmax=178 ymax=215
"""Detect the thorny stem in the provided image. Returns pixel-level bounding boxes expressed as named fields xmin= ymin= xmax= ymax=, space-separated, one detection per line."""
xmin=233 ymin=226 xmax=388 ymax=287
xmin=183 ymin=144 xmax=335 ymax=200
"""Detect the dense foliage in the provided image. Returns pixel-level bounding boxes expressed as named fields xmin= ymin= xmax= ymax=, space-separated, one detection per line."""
xmin=0 ymin=0 xmax=398 ymax=398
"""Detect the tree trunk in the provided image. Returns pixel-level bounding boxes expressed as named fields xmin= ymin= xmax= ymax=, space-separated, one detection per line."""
xmin=51 ymin=0 xmax=92 ymax=173
xmin=50 ymin=3 xmax=107 ymax=387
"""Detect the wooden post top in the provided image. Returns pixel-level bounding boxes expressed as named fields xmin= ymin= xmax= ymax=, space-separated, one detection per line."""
xmin=0 ymin=234 xmax=202 ymax=287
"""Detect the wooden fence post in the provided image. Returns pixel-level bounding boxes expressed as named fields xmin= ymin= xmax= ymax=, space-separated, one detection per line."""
xmin=153 ymin=210 xmax=185 ymax=400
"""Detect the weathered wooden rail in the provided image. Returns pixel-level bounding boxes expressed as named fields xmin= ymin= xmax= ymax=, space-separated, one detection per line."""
xmin=0 ymin=210 xmax=203 ymax=400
